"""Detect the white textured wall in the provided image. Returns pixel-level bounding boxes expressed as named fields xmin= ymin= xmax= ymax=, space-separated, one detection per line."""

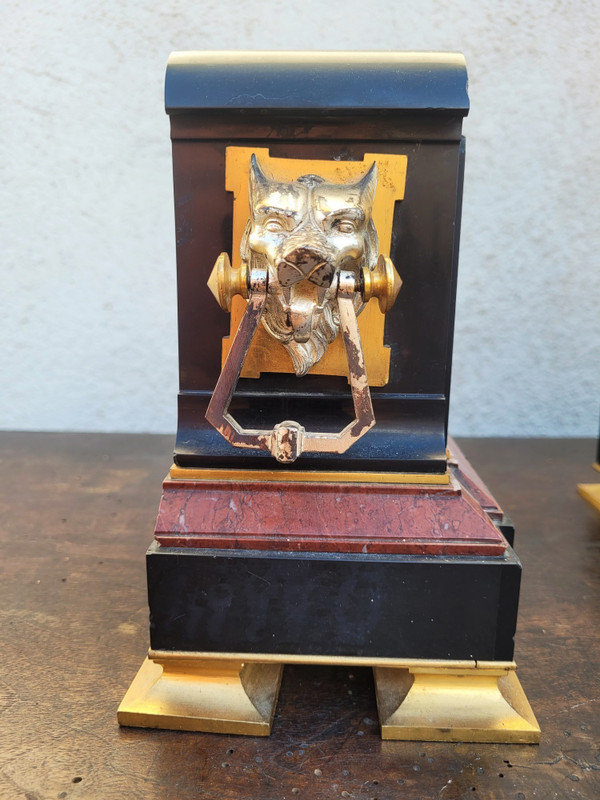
xmin=2 ymin=1 xmax=599 ymax=436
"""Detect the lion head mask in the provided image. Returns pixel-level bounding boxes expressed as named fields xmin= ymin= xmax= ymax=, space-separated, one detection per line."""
xmin=240 ymin=155 xmax=379 ymax=376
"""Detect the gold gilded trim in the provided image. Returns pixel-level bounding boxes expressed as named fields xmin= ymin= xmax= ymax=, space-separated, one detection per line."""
xmin=127 ymin=651 xmax=539 ymax=742
xmin=374 ymin=665 xmax=540 ymax=743
xmin=578 ymin=483 xmax=600 ymax=512
xmin=169 ymin=465 xmax=450 ymax=485
xmin=223 ymin=147 xmax=408 ymax=385
xmin=118 ymin=656 xmax=282 ymax=735
xmin=169 ymin=52 xmax=467 ymax=68
xmin=148 ymin=649 xmax=509 ymax=670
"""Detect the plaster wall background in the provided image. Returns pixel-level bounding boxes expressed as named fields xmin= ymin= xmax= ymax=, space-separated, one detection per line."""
xmin=2 ymin=0 xmax=599 ymax=436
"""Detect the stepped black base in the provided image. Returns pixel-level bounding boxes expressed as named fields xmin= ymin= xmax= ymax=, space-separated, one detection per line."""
xmin=147 ymin=541 xmax=521 ymax=662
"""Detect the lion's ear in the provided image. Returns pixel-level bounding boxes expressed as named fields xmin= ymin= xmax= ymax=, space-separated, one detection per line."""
xmin=357 ymin=162 xmax=378 ymax=211
xmin=249 ymin=154 xmax=269 ymax=212
xmin=239 ymin=218 xmax=252 ymax=264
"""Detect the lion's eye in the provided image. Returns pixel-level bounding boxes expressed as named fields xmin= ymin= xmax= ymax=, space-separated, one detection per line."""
xmin=265 ymin=218 xmax=285 ymax=233
xmin=334 ymin=219 xmax=356 ymax=234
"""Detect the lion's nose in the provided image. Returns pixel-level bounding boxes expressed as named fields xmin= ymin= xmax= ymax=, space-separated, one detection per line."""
xmin=284 ymin=247 xmax=326 ymax=274
xmin=279 ymin=247 xmax=334 ymax=288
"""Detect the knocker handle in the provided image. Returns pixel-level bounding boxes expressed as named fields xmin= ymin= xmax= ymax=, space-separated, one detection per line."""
xmin=205 ymin=268 xmax=375 ymax=463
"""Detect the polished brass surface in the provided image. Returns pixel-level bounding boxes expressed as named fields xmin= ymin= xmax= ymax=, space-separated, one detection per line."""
xmin=207 ymin=251 xmax=248 ymax=312
xmin=374 ymin=663 xmax=540 ymax=743
xmin=168 ymin=465 xmax=450 ymax=485
xmin=133 ymin=652 xmax=539 ymax=742
xmin=362 ymin=255 xmax=402 ymax=314
xmin=239 ymin=155 xmax=383 ymax=378
xmin=205 ymin=268 xmax=376 ymax=461
xmin=205 ymin=150 xmax=408 ymax=461
xmin=222 ymin=148 xmax=407 ymax=385
xmin=169 ymin=51 xmax=467 ymax=68
xmin=118 ymin=655 xmax=283 ymax=735
xmin=578 ymin=483 xmax=600 ymax=512
xmin=149 ymin=650 xmax=487 ymax=669
xmin=210 ymin=275 xmax=368 ymax=460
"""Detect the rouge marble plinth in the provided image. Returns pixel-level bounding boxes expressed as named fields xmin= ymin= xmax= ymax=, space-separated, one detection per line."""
xmin=154 ymin=470 xmax=507 ymax=556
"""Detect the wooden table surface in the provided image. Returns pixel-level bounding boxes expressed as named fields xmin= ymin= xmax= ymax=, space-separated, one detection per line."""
xmin=1 ymin=434 xmax=599 ymax=800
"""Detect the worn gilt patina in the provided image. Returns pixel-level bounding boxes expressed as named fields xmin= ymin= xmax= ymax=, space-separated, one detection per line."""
xmin=206 ymin=155 xmax=402 ymax=462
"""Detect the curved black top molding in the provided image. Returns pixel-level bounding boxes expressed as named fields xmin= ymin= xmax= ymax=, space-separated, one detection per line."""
xmin=165 ymin=51 xmax=469 ymax=115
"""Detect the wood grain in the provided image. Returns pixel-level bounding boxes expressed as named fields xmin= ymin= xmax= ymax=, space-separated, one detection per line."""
xmin=1 ymin=433 xmax=599 ymax=800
